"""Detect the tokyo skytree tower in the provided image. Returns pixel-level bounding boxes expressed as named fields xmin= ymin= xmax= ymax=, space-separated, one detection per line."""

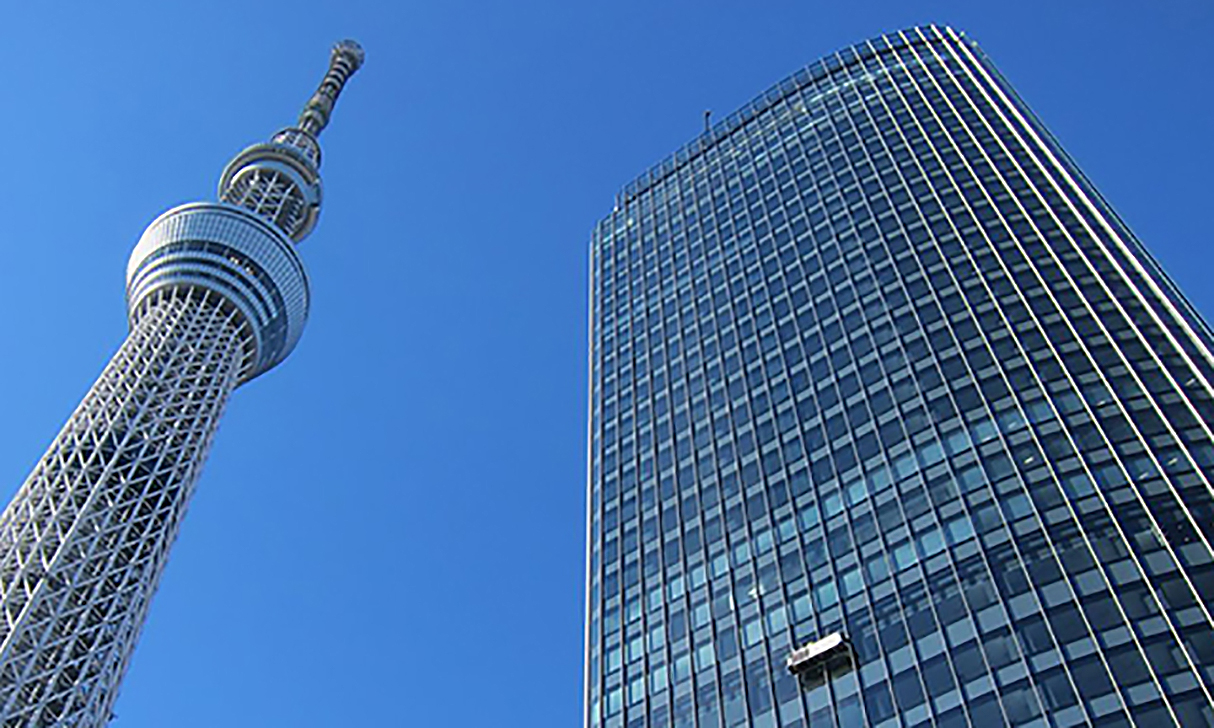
xmin=0 ymin=40 xmax=364 ymax=725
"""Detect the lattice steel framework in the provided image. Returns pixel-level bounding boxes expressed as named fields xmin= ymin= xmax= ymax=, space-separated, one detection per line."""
xmin=0 ymin=40 xmax=364 ymax=727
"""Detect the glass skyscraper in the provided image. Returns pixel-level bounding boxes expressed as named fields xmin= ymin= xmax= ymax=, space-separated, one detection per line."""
xmin=585 ymin=25 xmax=1214 ymax=728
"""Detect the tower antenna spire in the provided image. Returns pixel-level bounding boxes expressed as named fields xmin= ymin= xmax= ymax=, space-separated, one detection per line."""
xmin=299 ymin=39 xmax=366 ymax=137
xmin=216 ymin=39 xmax=365 ymax=243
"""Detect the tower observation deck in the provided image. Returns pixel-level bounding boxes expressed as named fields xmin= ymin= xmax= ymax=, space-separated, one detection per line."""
xmin=0 ymin=40 xmax=363 ymax=726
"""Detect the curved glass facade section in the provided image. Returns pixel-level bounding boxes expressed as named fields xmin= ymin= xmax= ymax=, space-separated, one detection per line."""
xmin=586 ymin=25 xmax=1214 ymax=728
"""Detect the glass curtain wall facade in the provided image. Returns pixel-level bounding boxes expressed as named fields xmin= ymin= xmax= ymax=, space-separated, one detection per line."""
xmin=585 ymin=25 xmax=1214 ymax=728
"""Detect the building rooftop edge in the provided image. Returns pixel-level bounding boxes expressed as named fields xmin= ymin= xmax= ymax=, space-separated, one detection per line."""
xmin=605 ymin=24 xmax=968 ymax=221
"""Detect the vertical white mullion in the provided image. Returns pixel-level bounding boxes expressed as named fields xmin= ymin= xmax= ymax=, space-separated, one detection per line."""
xmin=937 ymin=32 xmax=1214 ymax=689
xmin=914 ymin=30 xmax=1214 ymax=719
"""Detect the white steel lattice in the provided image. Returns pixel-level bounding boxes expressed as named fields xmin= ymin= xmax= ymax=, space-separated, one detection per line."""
xmin=0 ymin=290 xmax=247 ymax=726
xmin=222 ymin=167 xmax=309 ymax=236
xmin=0 ymin=39 xmax=362 ymax=726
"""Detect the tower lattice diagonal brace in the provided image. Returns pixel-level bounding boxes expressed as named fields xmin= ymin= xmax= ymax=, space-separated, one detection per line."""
xmin=0 ymin=40 xmax=363 ymax=727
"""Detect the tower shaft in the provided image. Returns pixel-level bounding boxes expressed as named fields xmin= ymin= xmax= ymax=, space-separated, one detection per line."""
xmin=0 ymin=40 xmax=362 ymax=725
xmin=0 ymin=291 xmax=244 ymax=725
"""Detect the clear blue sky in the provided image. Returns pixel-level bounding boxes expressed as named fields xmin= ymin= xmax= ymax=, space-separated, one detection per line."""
xmin=0 ymin=2 xmax=1210 ymax=726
